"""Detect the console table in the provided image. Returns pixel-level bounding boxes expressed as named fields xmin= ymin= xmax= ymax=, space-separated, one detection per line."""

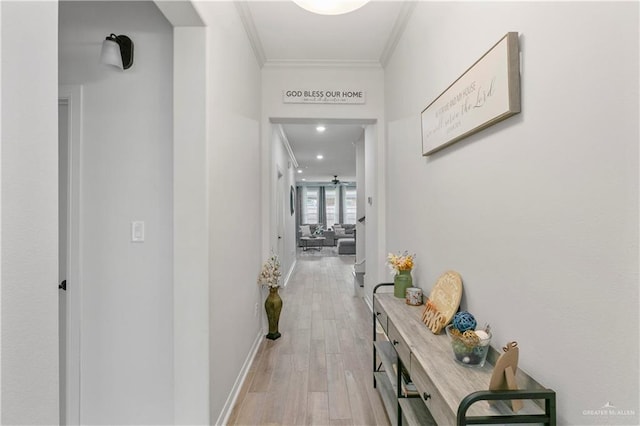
xmin=372 ymin=283 xmax=556 ymax=425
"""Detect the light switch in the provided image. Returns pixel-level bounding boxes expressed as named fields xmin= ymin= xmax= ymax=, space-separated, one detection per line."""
xmin=131 ymin=221 xmax=145 ymax=242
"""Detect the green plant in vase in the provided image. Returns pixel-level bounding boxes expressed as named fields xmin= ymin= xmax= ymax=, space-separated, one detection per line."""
xmin=257 ymin=253 xmax=282 ymax=340
xmin=387 ymin=251 xmax=415 ymax=298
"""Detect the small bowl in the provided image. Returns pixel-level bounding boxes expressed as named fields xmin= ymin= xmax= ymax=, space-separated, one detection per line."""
xmin=445 ymin=324 xmax=492 ymax=368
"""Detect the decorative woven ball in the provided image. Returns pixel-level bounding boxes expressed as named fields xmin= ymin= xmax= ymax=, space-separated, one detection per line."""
xmin=453 ymin=311 xmax=477 ymax=332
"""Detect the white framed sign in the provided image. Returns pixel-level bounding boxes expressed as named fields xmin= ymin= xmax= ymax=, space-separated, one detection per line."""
xmin=283 ymin=89 xmax=366 ymax=104
xmin=421 ymin=32 xmax=521 ymax=156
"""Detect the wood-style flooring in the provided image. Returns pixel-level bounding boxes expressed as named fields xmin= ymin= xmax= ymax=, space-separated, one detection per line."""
xmin=227 ymin=251 xmax=390 ymax=426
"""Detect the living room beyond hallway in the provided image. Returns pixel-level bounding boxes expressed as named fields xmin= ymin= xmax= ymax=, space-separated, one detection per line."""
xmin=298 ymin=223 xmax=357 ymax=257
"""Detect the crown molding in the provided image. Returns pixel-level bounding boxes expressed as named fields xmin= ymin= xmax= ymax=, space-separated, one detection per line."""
xmin=235 ymin=1 xmax=266 ymax=67
xmin=278 ymin=125 xmax=299 ymax=169
xmin=379 ymin=1 xmax=417 ymax=68
xmin=263 ymin=59 xmax=382 ymax=69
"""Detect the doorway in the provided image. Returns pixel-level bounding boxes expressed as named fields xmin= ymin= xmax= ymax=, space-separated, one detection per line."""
xmin=273 ymin=118 xmax=372 ymax=265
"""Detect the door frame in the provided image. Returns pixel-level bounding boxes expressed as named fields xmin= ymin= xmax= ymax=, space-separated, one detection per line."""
xmin=276 ymin=167 xmax=285 ymax=268
xmin=59 ymin=85 xmax=83 ymax=425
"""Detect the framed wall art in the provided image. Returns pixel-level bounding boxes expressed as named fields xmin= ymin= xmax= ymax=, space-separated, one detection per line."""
xmin=421 ymin=32 xmax=521 ymax=156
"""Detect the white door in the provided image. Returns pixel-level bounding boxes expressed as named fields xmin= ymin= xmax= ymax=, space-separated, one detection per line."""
xmin=59 ymin=85 xmax=82 ymax=425
xmin=58 ymin=99 xmax=69 ymax=425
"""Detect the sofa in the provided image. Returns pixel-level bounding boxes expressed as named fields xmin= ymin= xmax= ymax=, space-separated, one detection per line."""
xmin=337 ymin=236 xmax=356 ymax=255
xmin=298 ymin=224 xmax=333 ymax=247
xmin=332 ymin=224 xmax=355 ymax=241
xmin=298 ymin=223 xmax=356 ymax=247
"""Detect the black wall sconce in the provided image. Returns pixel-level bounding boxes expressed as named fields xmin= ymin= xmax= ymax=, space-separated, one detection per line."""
xmin=100 ymin=34 xmax=134 ymax=70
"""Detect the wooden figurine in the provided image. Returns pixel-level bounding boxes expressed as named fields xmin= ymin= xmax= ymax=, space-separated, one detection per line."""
xmin=489 ymin=341 xmax=523 ymax=413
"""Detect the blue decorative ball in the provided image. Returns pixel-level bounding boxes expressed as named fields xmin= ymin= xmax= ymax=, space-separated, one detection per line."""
xmin=453 ymin=311 xmax=477 ymax=332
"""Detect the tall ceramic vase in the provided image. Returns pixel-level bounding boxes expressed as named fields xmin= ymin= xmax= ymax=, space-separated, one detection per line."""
xmin=265 ymin=286 xmax=282 ymax=340
xmin=394 ymin=269 xmax=413 ymax=298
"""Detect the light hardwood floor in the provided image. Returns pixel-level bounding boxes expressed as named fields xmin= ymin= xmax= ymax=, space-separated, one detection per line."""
xmin=227 ymin=251 xmax=390 ymax=426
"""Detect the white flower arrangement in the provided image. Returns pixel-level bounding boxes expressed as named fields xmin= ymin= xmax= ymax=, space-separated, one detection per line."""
xmin=257 ymin=253 xmax=281 ymax=289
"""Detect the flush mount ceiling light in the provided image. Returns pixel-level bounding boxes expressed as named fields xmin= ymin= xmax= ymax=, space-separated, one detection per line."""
xmin=292 ymin=0 xmax=370 ymax=15
xmin=100 ymin=34 xmax=134 ymax=70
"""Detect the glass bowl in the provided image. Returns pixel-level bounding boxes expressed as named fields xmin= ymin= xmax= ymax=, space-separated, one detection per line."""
xmin=445 ymin=324 xmax=492 ymax=368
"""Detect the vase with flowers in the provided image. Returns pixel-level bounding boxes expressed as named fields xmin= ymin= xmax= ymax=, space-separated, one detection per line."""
xmin=257 ymin=253 xmax=283 ymax=340
xmin=387 ymin=251 xmax=415 ymax=298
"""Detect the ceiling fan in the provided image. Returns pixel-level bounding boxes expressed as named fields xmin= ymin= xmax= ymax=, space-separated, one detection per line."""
xmin=331 ymin=175 xmax=341 ymax=185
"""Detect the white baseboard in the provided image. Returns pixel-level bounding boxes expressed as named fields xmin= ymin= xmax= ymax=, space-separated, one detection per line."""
xmin=282 ymin=257 xmax=297 ymax=288
xmin=215 ymin=330 xmax=263 ymax=426
xmin=217 ymin=259 xmax=296 ymax=425
xmin=363 ymin=293 xmax=373 ymax=312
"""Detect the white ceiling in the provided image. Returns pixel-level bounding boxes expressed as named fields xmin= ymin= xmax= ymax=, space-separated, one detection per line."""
xmin=239 ymin=1 xmax=412 ymax=66
xmin=236 ymin=0 xmax=414 ymax=183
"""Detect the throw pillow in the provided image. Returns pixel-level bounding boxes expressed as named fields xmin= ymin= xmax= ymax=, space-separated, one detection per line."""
xmin=335 ymin=228 xmax=346 ymax=237
xmin=300 ymin=225 xmax=311 ymax=237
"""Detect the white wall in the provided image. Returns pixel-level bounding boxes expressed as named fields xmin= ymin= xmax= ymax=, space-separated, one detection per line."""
xmin=1 ymin=2 xmax=59 ymax=424
xmin=363 ymin=123 xmax=382 ymax=299
xmin=59 ymin=2 xmax=174 ymax=423
xmin=384 ymin=2 xmax=638 ymax=424
xmin=261 ymin=66 xmax=386 ymax=291
xmin=172 ymin=26 xmax=209 ymax=425
xmin=190 ymin=2 xmax=263 ymax=423
xmin=271 ymin=126 xmax=297 ymax=284
xmin=153 ymin=9 xmax=209 ymax=424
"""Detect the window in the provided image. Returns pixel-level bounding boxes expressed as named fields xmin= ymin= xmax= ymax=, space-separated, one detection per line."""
xmin=343 ymin=187 xmax=357 ymax=224
xmin=302 ymin=187 xmax=319 ymax=224
xmin=299 ymin=185 xmax=357 ymax=226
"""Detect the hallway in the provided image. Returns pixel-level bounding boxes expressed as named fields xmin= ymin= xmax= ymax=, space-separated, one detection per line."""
xmin=227 ymin=255 xmax=390 ymax=425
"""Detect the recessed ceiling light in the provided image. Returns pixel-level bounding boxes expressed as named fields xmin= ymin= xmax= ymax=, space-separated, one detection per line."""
xmin=297 ymin=169 xmax=303 ymax=173
xmin=302 ymin=178 xmax=306 ymax=181
xmin=316 ymin=154 xmax=324 ymax=160
xmin=316 ymin=125 xmax=326 ymax=133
